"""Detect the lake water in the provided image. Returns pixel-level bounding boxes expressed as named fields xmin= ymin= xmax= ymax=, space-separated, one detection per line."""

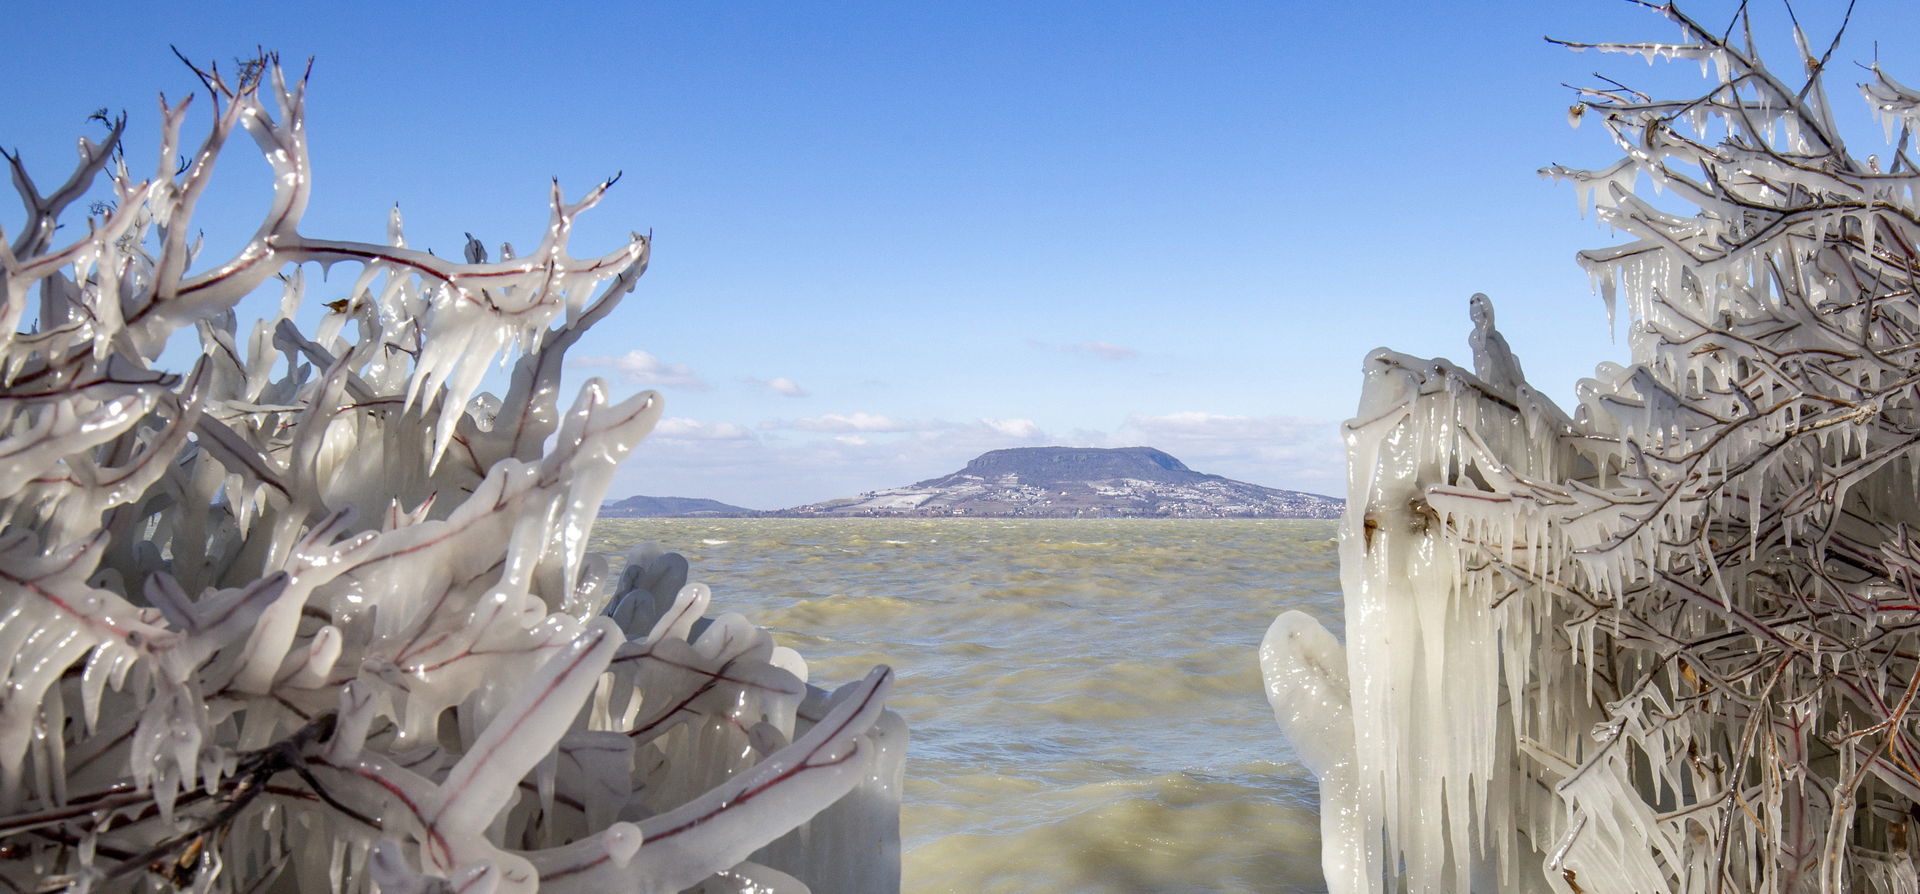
xmin=588 ymin=518 xmax=1342 ymax=894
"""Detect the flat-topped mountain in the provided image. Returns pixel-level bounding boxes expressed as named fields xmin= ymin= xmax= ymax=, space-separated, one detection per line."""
xmin=784 ymin=446 xmax=1341 ymax=519
xmin=938 ymin=445 xmax=1195 ymax=486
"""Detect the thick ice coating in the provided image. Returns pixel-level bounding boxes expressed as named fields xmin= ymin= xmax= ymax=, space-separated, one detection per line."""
xmin=1260 ymin=611 xmax=1350 ymax=778
xmin=1268 ymin=5 xmax=1920 ymax=892
xmin=1261 ymin=611 xmax=1367 ymax=892
xmin=0 ymin=55 xmax=902 ymax=892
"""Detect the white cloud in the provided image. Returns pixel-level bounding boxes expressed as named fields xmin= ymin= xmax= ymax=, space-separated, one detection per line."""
xmin=746 ymin=376 xmax=808 ymax=397
xmin=786 ymin=412 xmax=923 ymax=433
xmin=573 ymin=350 xmax=708 ymax=389
xmin=980 ymin=417 xmax=1042 ymax=439
xmin=774 ymin=414 xmax=1046 ymax=438
xmin=1119 ymin=411 xmax=1317 ymax=441
xmin=652 ymin=417 xmax=754 ymax=441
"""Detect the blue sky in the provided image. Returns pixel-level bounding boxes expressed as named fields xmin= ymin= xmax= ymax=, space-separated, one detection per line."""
xmin=8 ymin=1 xmax=1917 ymax=508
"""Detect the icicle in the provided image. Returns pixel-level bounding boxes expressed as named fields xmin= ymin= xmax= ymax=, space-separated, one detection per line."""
xmin=1272 ymin=15 xmax=1920 ymax=886
xmin=0 ymin=56 xmax=900 ymax=894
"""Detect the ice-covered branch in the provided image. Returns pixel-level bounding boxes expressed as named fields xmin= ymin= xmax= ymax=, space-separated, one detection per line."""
xmin=0 ymin=54 xmax=901 ymax=893
xmin=1269 ymin=5 xmax=1920 ymax=892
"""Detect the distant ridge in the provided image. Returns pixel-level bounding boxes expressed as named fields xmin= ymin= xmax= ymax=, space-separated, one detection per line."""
xmin=783 ymin=446 xmax=1341 ymax=519
xmin=600 ymin=495 xmax=756 ymax=518
xmin=930 ymin=445 xmax=1195 ymax=486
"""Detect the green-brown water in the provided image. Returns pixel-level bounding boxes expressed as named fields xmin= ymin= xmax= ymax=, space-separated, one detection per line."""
xmin=588 ymin=518 xmax=1341 ymax=893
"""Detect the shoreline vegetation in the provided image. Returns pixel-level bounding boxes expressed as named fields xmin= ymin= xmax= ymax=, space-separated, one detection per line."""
xmin=1266 ymin=4 xmax=1920 ymax=891
xmin=0 ymin=53 xmax=903 ymax=893
xmin=30 ymin=2 xmax=1920 ymax=891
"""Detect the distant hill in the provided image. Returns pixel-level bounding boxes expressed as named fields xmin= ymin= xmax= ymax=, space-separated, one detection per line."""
xmin=780 ymin=446 xmax=1342 ymax=519
xmin=935 ymin=445 xmax=1196 ymax=486
xmin=600 ymin=495 xmax=756 ymax=518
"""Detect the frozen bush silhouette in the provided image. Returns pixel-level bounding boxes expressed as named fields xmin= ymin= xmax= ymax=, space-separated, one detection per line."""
xmin=1268 ymin=5 xmax=1920 ymax=892
xmin=0 ymin=53 xmax=902 ymax=893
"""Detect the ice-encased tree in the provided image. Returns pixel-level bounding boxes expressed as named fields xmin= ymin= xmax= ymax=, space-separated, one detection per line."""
xmin=0 ymin=55 xmax=903 ymax=893
xmin=1265 ymin=4 xmax=1920 ymax=892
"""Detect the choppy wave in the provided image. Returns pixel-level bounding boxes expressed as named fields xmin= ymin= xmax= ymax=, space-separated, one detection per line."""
xmin=589 ymin=518 xmax=1339 ymax=893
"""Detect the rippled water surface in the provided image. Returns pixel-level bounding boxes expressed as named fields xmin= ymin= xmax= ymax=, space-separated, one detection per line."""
xmin=588 ymin=518 xmax=1341 ymax=893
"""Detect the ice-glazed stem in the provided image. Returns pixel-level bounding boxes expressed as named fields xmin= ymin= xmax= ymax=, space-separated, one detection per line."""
xmin=0 ymin=53 xmax=901 ymax=894
xmin=1261 ymin=611 xmax=1368 ymax=893
xmin=1273 ymin=5 xmax=1920 ymax=892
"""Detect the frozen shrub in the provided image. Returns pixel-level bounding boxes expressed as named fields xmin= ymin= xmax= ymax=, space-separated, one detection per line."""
xmin=1268 ymin=5 xmax=1920 ymax=892
xmin=0 ymin=54 xmax=902 ymax=893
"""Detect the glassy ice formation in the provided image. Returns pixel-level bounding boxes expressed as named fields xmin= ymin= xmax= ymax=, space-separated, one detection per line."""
xmin=0 ymin=56 xmax=902 ymax=893
xmin=1267 ymin=5 xmax=1920 ymax=892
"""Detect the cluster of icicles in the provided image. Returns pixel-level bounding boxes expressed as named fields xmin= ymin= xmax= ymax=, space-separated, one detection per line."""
xmin=0 ymin=57 xmax=902 ymax=893
xmin=1266 ymin=6 xmax=1920 ymax=893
